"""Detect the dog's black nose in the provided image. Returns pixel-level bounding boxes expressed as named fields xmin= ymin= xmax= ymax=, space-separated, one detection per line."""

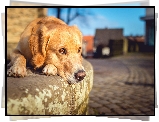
xmin=74 ymin=70 xmax=86 ymax=82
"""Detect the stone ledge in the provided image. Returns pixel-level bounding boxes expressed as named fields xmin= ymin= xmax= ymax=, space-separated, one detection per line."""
xmin=7 ymin=59 xmax=93 ymax=115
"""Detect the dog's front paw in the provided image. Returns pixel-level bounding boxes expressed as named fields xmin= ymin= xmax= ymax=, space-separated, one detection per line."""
xmin=42 ymin=64 xmax=57 ymax=76
xmin=7 ymin=65 xmax=27 ymax=77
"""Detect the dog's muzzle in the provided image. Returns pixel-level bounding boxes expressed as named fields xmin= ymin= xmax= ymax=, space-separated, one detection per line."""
xmin=74 ymin=70 xmax=86 ymax=82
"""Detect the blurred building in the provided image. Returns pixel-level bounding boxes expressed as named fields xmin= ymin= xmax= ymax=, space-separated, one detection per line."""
xmin=82 ymin=40 xmax=87 ymax=58
xmin=83 ymin=36 xmax=94 ymax=58
xmin=126 ymin=36 xmax=145 ymax=52
xmin=140 ymin=8 xmax=155 ymax=51
xmin=94 ymin=28 xmax=124 ymax=58
xmin=7 ymin=5 xmax=47 ymax=43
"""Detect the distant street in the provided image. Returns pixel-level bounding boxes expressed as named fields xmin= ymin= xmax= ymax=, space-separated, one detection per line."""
xmin=87 ymin=52 xmax=154 ymax=116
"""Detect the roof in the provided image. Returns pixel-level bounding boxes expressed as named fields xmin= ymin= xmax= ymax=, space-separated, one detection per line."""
xmin=135 ymin=36 xmax=145 ymax=42
xmin=94 ymin=28 xmax=123 ymax=46
xmin=126 ymin=36 xmax=145 ymax=43
xmin=83 ymin=36 xmax=94 ymax=52
xmin=140 ymin=15 xmax=154 ymax=21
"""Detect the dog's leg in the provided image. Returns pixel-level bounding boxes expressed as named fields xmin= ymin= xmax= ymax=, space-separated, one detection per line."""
xmin=7 ymin=49 xmax=27 ymax=77
xmin=42 ymin=64 xmax=58 ymax=76
xmin=42 ymin=51 xmax=58 ymax=76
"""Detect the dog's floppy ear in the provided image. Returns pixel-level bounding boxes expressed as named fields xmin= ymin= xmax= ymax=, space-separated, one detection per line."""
xmin=29 ymin=25 xmax=49 ymax=69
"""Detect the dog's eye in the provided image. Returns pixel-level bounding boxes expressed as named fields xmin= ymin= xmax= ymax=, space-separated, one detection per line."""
xmin=59 ymin=48 xmax=67 ymax=55
xmin=78 ymin=47 xmax=81 ymax=53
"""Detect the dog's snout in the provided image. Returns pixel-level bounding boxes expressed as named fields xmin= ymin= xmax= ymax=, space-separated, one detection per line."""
xmin=74 ymin=70 xmax=86 ymax=82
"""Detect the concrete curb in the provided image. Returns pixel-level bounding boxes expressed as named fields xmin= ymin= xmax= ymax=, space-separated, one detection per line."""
xmin=7 ymin=59 xmax=93 ymax=115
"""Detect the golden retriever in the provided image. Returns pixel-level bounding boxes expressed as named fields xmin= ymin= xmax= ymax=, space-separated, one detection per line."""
xmin=7 ymin=16 xmax=86 ymax=84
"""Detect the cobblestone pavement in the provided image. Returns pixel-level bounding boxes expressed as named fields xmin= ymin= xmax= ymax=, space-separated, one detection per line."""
xmin=87 ymin=52 xmax=155 ymax=117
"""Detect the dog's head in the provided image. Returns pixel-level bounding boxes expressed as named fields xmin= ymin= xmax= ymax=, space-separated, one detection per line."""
xmin=47 ymin=25 xmax=86 ymax=84
xmin=33 ymin=23 xmax=86 ymax=84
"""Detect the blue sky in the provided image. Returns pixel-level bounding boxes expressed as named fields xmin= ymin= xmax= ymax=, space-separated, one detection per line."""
xmin=47 ymin=7 xmax=146 ymax=36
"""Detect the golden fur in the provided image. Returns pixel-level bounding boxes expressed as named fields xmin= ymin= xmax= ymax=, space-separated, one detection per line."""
xmin=7 ymin=16 xmax=86 ymax=84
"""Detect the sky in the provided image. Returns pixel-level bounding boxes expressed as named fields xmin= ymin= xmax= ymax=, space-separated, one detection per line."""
xmin=48 ymin=6 xmax=146 ymax=37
